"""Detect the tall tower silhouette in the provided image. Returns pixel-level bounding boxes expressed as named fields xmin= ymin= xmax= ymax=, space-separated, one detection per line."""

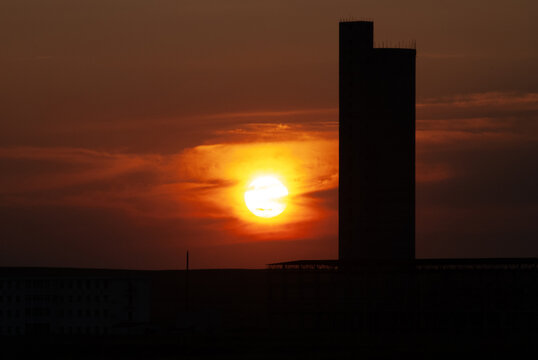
xmin=339 ymin=21 xmax=416 ymax=267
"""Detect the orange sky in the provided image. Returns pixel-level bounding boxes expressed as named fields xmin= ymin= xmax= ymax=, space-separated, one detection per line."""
xmin=1 ymin=1 xmax=537 ymax=268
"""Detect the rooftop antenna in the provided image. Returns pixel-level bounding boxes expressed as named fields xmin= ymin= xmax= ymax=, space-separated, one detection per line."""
xmin=185 ymin=250 xmax=189 ymax=312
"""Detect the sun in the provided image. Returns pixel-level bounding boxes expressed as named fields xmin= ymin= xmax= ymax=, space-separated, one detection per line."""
xmin=244 ymin=176 xmax=289 ymax=218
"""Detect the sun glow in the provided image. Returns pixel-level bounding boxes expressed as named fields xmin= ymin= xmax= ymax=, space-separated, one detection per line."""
xmin=244 ymin=176 xmax=288 ymax=218
xmin=177 ymin=138 xmax=338 ymax=236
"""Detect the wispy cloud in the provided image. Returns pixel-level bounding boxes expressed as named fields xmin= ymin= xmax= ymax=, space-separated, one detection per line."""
xmin=1 ymin=91 xmax=537 ymax=266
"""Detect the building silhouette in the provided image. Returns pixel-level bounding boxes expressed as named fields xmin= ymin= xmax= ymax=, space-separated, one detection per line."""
xmin=0 ymin=268 xmax=150 ymax=336
xmin=339 ymin=21 xmax=415 ymax=267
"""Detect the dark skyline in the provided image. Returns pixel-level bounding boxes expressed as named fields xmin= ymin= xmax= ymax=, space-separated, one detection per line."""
xmin=1 ymin=1 xmax=537 ymax=269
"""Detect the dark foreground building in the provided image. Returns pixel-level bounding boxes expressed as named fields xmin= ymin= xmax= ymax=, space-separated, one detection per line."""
xmin=1 ymin=262 xmax=537 ymax=357
xmin=339 ymin=20 xmax=416 ymax=267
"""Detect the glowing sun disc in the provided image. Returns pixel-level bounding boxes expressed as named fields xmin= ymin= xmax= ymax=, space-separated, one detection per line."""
xmin=244 ymin=176 xmax=288 ymax=218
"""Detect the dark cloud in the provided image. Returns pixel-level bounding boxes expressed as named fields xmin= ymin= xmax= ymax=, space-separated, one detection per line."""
xmin=416 ymin=92 xmax=538 ymax=258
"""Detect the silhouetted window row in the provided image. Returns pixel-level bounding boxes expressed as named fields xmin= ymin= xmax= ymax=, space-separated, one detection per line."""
xmin=0 ymin=326 xmax=112 ymax=336
xmin=0 ymin=309 xmax=23 ymax=318
xmin=0 ymin=294 xmax=111 ymax=306
xmin=54 ymin=308 xmax=110 ymax=318
xmin=0 ymin=307 xmax=111 ymax=319
xmin=0 ymin=326 xmax=22 ymax=335
xmin=0 ymin=295 xmax=22 ymax=303
xmin=0 ymin=279 xmax=110 ymax=290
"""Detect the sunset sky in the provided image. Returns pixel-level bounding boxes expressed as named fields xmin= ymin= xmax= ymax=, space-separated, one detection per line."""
xmin=1 ymin=0 xmax=537 ymax=269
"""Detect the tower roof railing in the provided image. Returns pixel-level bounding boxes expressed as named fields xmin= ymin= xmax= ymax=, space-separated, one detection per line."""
xmin=374 ymin=40 xmax=417 ymax=50
xmin=339 ymin=17 xmax=373 ymax=23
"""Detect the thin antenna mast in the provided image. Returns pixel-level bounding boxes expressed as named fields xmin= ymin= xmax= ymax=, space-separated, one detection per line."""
xmin=185 ymin=250 xmax=189 ymax=312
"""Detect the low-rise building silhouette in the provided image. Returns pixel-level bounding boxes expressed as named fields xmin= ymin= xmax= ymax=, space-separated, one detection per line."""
xmin=0 ymin=268 xmax=150 ymax=336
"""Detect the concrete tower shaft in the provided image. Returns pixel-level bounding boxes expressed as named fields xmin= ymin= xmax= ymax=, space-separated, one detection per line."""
xmin=339 ymin=21 xmax=416 ymax=267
